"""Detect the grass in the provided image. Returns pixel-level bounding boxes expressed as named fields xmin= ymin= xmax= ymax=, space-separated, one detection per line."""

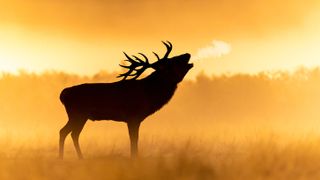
xmin=0 ymin=132 xmax=320 ymax=180
xmin=0 ymin=147 xmax=214 ymax=180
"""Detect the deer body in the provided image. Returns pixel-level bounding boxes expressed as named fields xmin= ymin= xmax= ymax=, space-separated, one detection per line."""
xmin=60 ymin=76 xmax=178 ymax=122
xmin=59 ymin=42 xmax=192 ymax=159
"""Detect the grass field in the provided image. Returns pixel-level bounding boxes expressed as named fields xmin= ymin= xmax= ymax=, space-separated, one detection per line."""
xmin=0 ymin=130 xmax=320 ymax=180
xmin=1 ymin=71 xmax=320 ymax=179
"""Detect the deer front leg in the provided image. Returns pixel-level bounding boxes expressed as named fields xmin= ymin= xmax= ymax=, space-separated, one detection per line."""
xmin=127 ymin=122 xmax=141 ymax=158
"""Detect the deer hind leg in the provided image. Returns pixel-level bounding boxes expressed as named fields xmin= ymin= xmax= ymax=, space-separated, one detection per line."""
xmin=59 ymin=121 xmax=73 ymax=159
xmin=127 ymin=122 xmax=141 ymax=158
xmin=70 ymin=118 xmax=87 ymax=159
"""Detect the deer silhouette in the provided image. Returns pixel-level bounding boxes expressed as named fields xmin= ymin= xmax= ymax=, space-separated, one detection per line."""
xmin=59 ymin=41 xmax=193 ymax=159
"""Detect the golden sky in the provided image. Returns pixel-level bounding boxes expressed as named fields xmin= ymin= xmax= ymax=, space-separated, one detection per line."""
xmin=0 ymin=0 xmax=320 ymax=77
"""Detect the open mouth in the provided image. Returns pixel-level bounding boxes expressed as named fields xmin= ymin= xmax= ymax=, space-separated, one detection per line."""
xmin=188 ymin=63 xmax=194 ymax=69
xmin=184 ymin=54 xmax=193 ymax=68
xmin=181 ymin=53 xmax=193 ymax=69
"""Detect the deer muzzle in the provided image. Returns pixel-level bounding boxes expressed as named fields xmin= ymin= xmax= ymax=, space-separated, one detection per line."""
xmin=183 ymin=53 xmax=193 ymax=69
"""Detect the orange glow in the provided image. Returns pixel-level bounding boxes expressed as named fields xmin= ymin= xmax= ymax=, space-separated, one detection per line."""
xmin=1 ymin=1 xmax=320 ymax=178
xmin=0 ymin=1 xmax=319 ymax=77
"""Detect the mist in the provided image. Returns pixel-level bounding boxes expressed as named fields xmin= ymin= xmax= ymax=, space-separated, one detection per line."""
xmin=0 ymin=68 xmax=320 ymax=179
xmin=1 ymin=68 xmax=320 ymax=144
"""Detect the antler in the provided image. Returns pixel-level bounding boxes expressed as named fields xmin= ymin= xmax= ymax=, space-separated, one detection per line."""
xmin=117 ymin=52 xmax=151 ymax=80
xmin=118 ymin=41 xmax=173 ymax=80
xmin=162 ymin=41 xmax=172 ymax=59
xmin=152 ymin=41 xmax=172 ymax=61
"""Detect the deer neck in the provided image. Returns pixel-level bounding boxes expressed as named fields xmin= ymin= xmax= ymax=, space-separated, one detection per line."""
xmin=143 ymin=76 xmax=178 ymax=111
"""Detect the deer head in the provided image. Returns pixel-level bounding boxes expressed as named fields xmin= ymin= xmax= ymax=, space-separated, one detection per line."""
xmin=118 ymin=41 xmax=193 ymax=81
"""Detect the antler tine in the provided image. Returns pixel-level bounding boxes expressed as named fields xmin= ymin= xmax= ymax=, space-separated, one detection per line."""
xmin=123 ymin=52 xmax=141 ymax=64
xmin=131 ymin=53 xmax=149 ymax=64
xmin=132 ymin=55 xmax=144 ymax=64
xmin=165 ymin=41 xmax=172 ymax=47
xmin=162 ymin=41 xmax=173 ymax=59
xmin=131 ymin=68 xmax=146 ymax=80
xmin=117 ymin=68 xmax=135 ymax=80
xmin=138 ymin=53 xmax=149 ymax=64
xmin=153 ymin=52 xmax=160 ymax=61
xmin=119 ymin=64 xmax=131 ymax=68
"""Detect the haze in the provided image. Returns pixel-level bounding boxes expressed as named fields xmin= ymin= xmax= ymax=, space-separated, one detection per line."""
xmin=2 ymin=1 xmax=320 ymax=178
xmin=0 ymin=0 xmax=320 ymax=77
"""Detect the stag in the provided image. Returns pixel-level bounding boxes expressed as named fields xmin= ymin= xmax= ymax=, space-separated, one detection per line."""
xmin=59 ymin=41 xmax=193 ymax=159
